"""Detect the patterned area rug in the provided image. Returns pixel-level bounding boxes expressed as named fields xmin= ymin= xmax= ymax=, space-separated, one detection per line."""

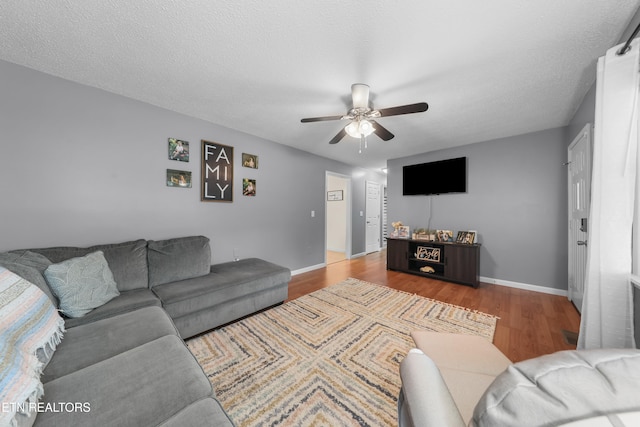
xmin=187 ymin=278 xmax=498 ymax=426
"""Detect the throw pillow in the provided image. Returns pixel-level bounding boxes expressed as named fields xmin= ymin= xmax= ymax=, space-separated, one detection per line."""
xmin=44 ymin=251 xmax=120 ymax=318
xmin=31 ymin=239 xmax=149 ymax=292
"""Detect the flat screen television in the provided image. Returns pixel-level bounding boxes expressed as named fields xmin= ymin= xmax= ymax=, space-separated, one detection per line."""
xmin=402 ymin=157 xmax=467 ymax=195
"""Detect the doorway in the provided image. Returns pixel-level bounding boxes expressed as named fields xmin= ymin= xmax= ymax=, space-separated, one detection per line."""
xmin=567 ymin=123 xmax=592 ymax=313
xmin=365 ymin=181 xmax=382 ymax=253
xmin=326 ymin=172 xmax=352 ymax=264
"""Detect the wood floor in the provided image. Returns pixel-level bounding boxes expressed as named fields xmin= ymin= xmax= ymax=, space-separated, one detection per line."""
xmin=288 ymin=249 xmax=581 ymax=363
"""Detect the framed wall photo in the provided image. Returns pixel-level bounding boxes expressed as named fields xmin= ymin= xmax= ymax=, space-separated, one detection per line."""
xmin=166 ymin=169 xmax=192 ymax=188
xmin=242 ymin=153 xmax=258 ymax=169
xmin=168 ymin=138 xmax=189 ymax=162
xmin=327 ymin=190 xmax=343 ymax=201
xmin=201 ymin=140 xmax=233 ymax=202
xmin=242 ymin=178 xmax=256 ymax=196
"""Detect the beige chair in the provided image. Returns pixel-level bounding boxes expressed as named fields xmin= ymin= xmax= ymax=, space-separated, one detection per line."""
xmin=399 ymin=331 xmax=511 ymax=426
xmin=399 ymin=331 xmax=640 ymax=427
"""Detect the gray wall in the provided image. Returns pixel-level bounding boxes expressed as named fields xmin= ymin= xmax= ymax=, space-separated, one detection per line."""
xmin=0 ymin=59 xmax=385 ymax=271
xmin=387 ymin=127 xmax=568 ymax=290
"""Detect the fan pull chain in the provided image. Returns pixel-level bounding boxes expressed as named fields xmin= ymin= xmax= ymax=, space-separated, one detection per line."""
xmin=358 ymin=135 xmax=369 ymax=154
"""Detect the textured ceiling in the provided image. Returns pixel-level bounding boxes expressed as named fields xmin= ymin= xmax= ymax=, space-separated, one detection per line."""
xmin=1 ymin=1 xmax=639 ymax=170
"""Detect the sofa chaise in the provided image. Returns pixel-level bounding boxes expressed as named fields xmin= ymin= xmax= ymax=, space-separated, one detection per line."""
xmin=0 ymin=235 xmax=291 ymax=426
xmin=399 ymin=331 xmax=640 ymax=427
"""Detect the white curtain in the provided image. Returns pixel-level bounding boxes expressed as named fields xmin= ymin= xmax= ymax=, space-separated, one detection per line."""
xmin=577 ymin=39 xmax=639 ymax=349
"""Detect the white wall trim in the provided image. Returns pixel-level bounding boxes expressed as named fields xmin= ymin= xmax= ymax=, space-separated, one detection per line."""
xmin=480 ymin=276 xmax=568 ymax=296
xmin=291 ymin=268 xmax=568 ymax=297
xmin=292 ymin=263 xmax=326 ymax=276
xmin=350 ymin=251 xmax=368 ymax=259
xmin=325 ymin=171 xmax=352 ymax=263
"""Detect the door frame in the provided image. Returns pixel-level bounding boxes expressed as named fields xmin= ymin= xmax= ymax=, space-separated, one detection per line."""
xmin=325 ymin=171 xmax=352 ymax=263
xmin=567 ymin=123 xmax=592 ymax=312
xmin=365 ymin=180 xmax=382 ymax=253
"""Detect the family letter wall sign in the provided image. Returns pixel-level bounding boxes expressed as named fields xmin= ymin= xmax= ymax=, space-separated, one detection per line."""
xmin=201 ymin=140 xmax=233 ymax=202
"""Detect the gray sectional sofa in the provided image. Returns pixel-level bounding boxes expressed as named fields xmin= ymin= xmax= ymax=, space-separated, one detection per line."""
xmin=0 ymin=235 xmax=291 ymax=426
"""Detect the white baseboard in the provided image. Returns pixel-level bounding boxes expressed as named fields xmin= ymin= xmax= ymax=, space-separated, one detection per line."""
xmin=326 ymin=247 xmax=346 ymax=253
xmin=480 ymin=276 xmax=568 ymax=296
xmin=291 ymin=263 xmax=326 ymax=276
xmin=291 ymin=252 xmax=367 ymax=275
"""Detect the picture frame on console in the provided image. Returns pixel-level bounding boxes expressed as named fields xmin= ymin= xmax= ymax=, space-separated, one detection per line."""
xmin=416 ymin=246 xmax=441 ymax=262
xmin=464 ymin=231 xmax=476 ymax=244
xmin=456 ymin=231 xmax=477 ymax=244
xmin=437 ymin=230 xmax=453 ymax=242
xmin=397 ymin=226 xmax=410 ymax=239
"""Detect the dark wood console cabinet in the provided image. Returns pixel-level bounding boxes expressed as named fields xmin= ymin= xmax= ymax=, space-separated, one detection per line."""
xmin=387 ymin=237 xmax=480 ymax=288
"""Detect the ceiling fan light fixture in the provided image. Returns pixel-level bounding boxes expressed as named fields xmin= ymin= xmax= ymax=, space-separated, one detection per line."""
xmin=345 ymin=119 xmax=374 ymax=138
xmin=300 ymin=83 xmax=427 ymax=148
xmin=345 ymin=121 xmax=359 ymax=138
xmin=351 ymin=83 xmax=370 ymax=109
xmin=360 ymin=119 xmax=374 ymax=135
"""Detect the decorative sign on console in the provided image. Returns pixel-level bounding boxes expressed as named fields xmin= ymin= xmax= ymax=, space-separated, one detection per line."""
xmin=201 ymin=140 xmax=233 ymax=202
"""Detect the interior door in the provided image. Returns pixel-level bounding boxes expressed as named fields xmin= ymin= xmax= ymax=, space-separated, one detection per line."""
xmin=365 ymin=181 xmax=381 ymax=253
xmin=568 ymin=124 xmax=592 ymax=313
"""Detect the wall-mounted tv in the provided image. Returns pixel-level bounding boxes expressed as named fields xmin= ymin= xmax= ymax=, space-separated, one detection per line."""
xmin=402 ymin=157 xmax=467 ymax=195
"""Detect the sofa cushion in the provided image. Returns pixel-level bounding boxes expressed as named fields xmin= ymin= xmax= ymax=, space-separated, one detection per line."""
xmin=44 ymin=251 xmax=120 ymax=318
xmin=471 ymin=349 xmax=640 ymax=427
xmin=31 ymin=239 xmax=149 ymax=291
xmin=153 ymin=258 xmax=290 ymax=319
xmin=63 ymin=289 xmax=161 ymax=328
xmin=0 ymin=250 xmax=56 ymax=304
xmin=147 ymin=235 xmax=211 ymax=287
xmin=157 ymin=398 xmax=234 ymax=427
xmin=42 ymin=306 xmax=179 ymax=382
xmin=172 ymin=280 xmax=288 ymax=338
xmin=37 ymin=335 xmax=214 ymax=427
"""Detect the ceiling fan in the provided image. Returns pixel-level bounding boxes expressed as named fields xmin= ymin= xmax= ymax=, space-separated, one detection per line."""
xmin=301 ymin=83 xmax=428 ymax=152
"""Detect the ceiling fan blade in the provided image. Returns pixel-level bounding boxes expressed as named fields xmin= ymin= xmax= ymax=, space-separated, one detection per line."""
xmin=377 ymin=102 xmax=428 ymax=117
xmin=301 ymin=115 xmax=344 ymax=123
xmin=329 ymin=128 xmax=347 ymax=145
xmin=351 ymin=83 xmax=370 ymax=109
xmin=371 ymin=120 xmax=394 ymax=141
